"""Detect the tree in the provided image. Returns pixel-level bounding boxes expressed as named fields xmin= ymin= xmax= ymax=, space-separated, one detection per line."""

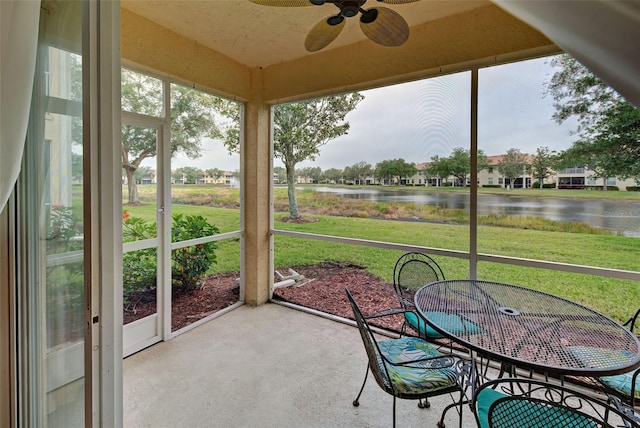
xmin=448 ymin=148 xmax=472 ymax=186
xmin=71 ymin=152 xmax=83 ymax=183
xmin=426 ymin=148 xmax=488 ymax=186
xmin=498 ymin=148 xmax=530 ymax=189
xmin=425 ymin=155 xmax=451 ymax=185
xmin=529 ymin=146 xmax=557 ymax=188
xmin=375 ymin=158 xmax=416 ymax=185
xmin=173 ymin=166 xmax=203 ymax=184
xmin=273 ymin=166 xmax=286 ymax=184
xmin=276 ymin=95 xmax=364 ymax=218
xmin=121 ymin=69 xmax=234 ymax=203
xmin=323 ymin=168 xmax=343 ymax=184
xmin=134 ymin=166 xmax=154 ymax=184
xmin=546 ymin=54 xmax=640 ymax=184
xmin=221 ymin=93 xmax=364 ymax=219
xmin=298 ymin=166 xmax=322 ymax=183
xmin=172 ymin=166 xmax=202 ymax=184
xmin=344 ymin=161 xmax=372 ymax=185
xmin=205 ymin=168 xmax=224 ymax=183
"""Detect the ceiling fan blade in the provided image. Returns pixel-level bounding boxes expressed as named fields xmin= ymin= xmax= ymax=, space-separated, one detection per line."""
xmin=377 ymin=0 xmax=420 ymax=4
xmin=304 ymin=16 xmax=345 ymax=52
xmin=249 ymin=0 xmax=313 ymax=6
xmin=359 ymin=6 xmax=409 ymax=47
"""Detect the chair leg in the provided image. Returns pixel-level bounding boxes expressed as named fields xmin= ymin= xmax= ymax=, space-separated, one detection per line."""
xmin=418 ymin=397 xmax=431 ymax=408
xmin=353 ymin=366 xmax=369 ymax=407
xmin=392 ymin=396 xmax=397 ymax=428
xmin=400 ymin=321 xmax=408 ymax=337
xmin=438 ymin=389 xmax=469 ymax=428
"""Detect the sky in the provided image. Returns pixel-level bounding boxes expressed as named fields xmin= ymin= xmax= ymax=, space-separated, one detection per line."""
xmin=171 ymin=55 xmax=579 ymax=173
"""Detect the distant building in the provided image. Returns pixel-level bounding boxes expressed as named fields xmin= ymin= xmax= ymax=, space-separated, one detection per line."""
xmin=416 ymin=154 xmax=638 ymax=191
xmin=405 ymin=163 xmax=429 ymax=186
xmin=556 ymin=167 xmax=637 ymax=190
xmin=198 ymin=171 xmax=235 ymax=185
xmin=478 ymin=154 xmax=539 ymax=189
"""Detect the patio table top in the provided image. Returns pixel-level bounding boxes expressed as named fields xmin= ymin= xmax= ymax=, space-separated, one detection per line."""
xmin=414 ymin=279 xmax=640 ymax=376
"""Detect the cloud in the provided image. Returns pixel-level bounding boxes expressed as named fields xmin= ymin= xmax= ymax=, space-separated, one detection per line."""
xmin=171 ymin=138 xmax=239 ymax=173
xmin=172 ymin=55 xmax=579 ymax=172
xmin=298 ymin=56 xmax=578 ymax=170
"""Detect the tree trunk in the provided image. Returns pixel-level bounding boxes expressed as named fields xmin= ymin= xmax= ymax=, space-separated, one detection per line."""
xmin=126 ymin=168 xmax=139 ymax=204
xmin=285 ymin=164 xmax=300 ymax=219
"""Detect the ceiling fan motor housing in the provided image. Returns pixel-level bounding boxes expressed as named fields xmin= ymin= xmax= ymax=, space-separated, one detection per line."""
xmin=336 ymin=0 xmax=367 ymax=17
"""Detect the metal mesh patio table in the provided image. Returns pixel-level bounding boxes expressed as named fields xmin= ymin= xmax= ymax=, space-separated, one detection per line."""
xmin=414 ymin=279 xmax=640 ymax=376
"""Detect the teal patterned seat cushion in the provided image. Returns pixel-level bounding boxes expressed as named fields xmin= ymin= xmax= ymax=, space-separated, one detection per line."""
xmin=600 ymin=370 xmax=640 ymax=398
xmin=567 ymin=346 xmax=640 ymax=398
xmin=405 ymin=311 xmax=483 ymax=339
xmin=376 ymin=337 xmax=458 ymax=395
xmin=476 ymin=387 xmax=598 ymax=428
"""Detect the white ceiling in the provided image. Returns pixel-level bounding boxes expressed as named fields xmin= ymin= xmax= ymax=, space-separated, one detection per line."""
xmin=121 ymin=0 xmax=489 ymax=69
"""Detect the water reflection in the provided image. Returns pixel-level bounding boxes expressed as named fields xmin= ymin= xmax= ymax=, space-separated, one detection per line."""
xmin=303 ymin=186 xmax=640 ymax=237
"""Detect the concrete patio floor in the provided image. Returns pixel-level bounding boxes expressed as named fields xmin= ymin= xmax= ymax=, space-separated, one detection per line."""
xmin=123 ymin=303 xmax=478 ymax=428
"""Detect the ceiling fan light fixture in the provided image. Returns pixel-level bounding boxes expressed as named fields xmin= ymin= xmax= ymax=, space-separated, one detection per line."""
xmin=327 ymin=14 xmax=345 ymax=26
xmin=341 ymin=5 xmax=359 ymax=17
xmin=359 ymin=8 xmax=378 ymax=24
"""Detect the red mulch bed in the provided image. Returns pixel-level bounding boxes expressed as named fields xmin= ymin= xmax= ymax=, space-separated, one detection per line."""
xmin=123 ymin=262 xmax=402 ymax=333
xmin=272 ymin=261 xmax=404 ymax=332
xmin=124 ymin=272 xmax=240 ymax=331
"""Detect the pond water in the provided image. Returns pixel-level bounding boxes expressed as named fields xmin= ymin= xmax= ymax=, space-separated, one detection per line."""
xmin=301 ymin=186 xmax=640 ymax=237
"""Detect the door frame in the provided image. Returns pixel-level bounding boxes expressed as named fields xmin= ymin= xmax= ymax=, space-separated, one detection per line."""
xmin=121 ymin=113 xmax=171 ymax=357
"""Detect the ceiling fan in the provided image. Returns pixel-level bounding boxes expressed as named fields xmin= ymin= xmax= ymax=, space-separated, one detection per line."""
xmin=249 ymin=0 xmax=419 ymax=52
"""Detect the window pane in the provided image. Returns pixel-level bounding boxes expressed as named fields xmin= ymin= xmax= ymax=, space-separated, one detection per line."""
xmin=169 ymin=84 xmax=241 ymax=331
xmin=276 ymin=73 xmax=471 ymax=254
xmin=44 ymin=49 xmax=85 ymax=428
xmin=477 ymin=55 xmax=640 ymax=271
xmin=23 ymin=7 xmax=86 ymax=422
xmin=121 ymin=68 xmax=164 ymax=117
xmin=122 ymin=248 xmax=157 ymax=326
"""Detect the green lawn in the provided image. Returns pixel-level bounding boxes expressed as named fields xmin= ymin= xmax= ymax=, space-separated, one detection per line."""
xmin=121 ymin=200 xmax=639 ymax=323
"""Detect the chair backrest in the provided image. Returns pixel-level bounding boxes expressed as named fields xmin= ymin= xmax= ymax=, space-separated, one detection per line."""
xmin=474 ymin=378 xmax=639 ymax=428
xmin=623 ymin=308 xmax=640 ymax=333
xmin=345 ymin=288 xmax=394 ymax=395
xmin=393 ymin=252 xmax=445 ymax=311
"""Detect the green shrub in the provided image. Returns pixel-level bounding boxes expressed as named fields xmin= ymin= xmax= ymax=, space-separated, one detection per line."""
xmin=122 ymin=212 xmax=156 ymax=241
xmin=122 ymin=248 xmax=157 ymax=299
xmin=122 ymin=212 xmax=158 ymax=299
xmin=532 ymin=182 xmax=556 ymax=189
xmin=121 ymin=211 xmax=219 ymax=299
xmin=626 ymin=186 xmax=640 ymax=192
xmin=584 ymin=185 xmax=619 ymax=191
xmin=47 ymin=205 xmax=82 ymax=253
xmin=171 ymin=214 xmax=219 ymax=290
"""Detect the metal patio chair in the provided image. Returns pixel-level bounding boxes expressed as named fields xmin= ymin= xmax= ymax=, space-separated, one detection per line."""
xmin=346 ymin=288 xmax=467 ymax=428
xmin=473 ymin=378 xmax=640 ymax=428
xmin=388 ymin=252 xmax=482 ymax=343
xmin=596 ymin=308 xmax=640 ymax=408
xmin=391 ymin=252 xmax=446 ymax=340
xmin=566 ymin=308 xmax=640 ymax=410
